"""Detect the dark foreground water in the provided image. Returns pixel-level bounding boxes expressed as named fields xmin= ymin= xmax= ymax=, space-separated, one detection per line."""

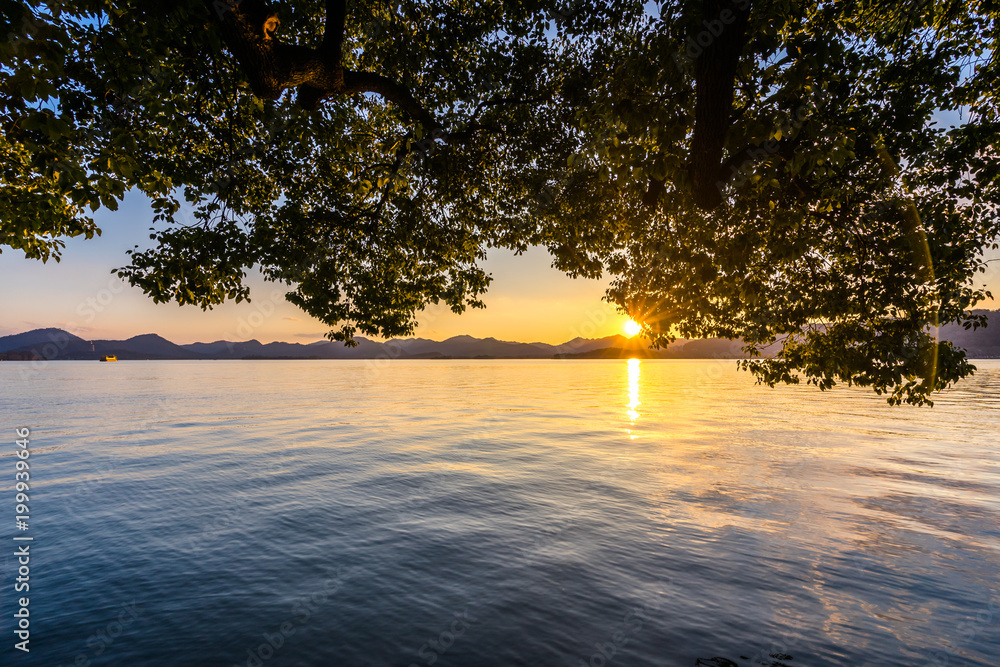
xmin=1 ymin=359 xmax=998 ymax=666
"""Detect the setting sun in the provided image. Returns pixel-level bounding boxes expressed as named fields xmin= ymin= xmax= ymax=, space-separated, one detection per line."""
xmin=623 ymin=319 xmax=642 ymax=337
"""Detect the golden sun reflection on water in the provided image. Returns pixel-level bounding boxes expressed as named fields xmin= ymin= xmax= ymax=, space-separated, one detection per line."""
xmin=626 ymin=358 xmax=641 ymax=428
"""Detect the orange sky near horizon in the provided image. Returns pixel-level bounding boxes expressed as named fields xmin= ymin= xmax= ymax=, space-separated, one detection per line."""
xmin=1 ymin=192 xmax=997 ymax=345
xmin=0 ymin=193 xmax=634 ymax=345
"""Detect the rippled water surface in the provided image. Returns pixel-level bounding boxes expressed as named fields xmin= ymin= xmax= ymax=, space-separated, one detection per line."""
xmin=1 ymin=359 xmax=999 ymax=666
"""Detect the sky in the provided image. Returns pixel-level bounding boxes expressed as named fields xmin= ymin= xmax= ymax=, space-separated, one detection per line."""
xmin=2 ymin=190 xmax=997 ymax=345
xmin=0 ymin=192 xmax=630 ymax=345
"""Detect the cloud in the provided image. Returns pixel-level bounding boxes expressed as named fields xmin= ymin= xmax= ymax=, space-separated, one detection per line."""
xmin=15 ymin=321 xmax=98 ymax=336
xmin=282 ymin=316 xmax=302 ymax=322
xmin=58 ymin=322 xmax=96 ymax=334
xmin=294 ymin=332 xmax=326 ymax=339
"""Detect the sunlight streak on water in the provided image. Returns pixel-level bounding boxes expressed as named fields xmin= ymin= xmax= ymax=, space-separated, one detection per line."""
xmin=627 ymin=357 xmax=641 ymax=426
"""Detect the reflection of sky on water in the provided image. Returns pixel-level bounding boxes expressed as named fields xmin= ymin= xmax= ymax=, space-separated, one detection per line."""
xmin=2 ymin=359 xmax=998 ymax=666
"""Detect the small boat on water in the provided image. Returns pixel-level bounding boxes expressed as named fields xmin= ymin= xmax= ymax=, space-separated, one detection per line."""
xmin=100 ymin=355 xmax=118 ymax=362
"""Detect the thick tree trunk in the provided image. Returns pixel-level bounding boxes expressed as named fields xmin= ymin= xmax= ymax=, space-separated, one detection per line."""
xmin=204 ymin=0 xmax=434 ymax=127
xmin=689 ymin=0 xmax=752 ymax=210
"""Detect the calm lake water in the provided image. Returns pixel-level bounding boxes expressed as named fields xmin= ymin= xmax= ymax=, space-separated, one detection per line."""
xmin=1 ymin=359 xmax=998 ymax=666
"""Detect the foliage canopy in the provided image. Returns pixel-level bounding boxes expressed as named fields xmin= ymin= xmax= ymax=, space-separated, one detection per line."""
xmin=2 ymin=0 xmax=998 ymax=404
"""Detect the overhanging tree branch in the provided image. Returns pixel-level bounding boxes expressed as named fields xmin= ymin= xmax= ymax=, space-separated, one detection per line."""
xmin=204 ymin=0 xmax=435 ymax=125
xmin=342 ymin=70 xmax=436 ymax=128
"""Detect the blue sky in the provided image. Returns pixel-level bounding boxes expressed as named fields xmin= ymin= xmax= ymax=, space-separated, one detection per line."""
xmin=2 ymin=191 xmax=996 ymax=345
xmin=0 ymin=192 xmax=627 ymax=344
xmin=0 ymin=180 xmax=1000 ymax=344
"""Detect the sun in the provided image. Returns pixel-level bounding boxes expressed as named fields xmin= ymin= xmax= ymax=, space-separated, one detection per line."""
xmin=623 ymin=319 xmax=642 ymax=337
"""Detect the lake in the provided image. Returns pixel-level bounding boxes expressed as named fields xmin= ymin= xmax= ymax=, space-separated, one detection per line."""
xmin=1 ymin=359 xmax=998 ymax=666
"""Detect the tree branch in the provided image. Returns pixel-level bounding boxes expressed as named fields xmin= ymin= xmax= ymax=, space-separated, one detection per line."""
xmin=341 ymin=70 xmax=437 ymax=128
xmin=203 ymin=0 xmax=436 ymax=128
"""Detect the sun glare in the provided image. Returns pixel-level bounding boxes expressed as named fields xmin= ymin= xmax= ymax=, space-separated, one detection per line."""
xmin=623 ymin=320 xmax=642 ymax=337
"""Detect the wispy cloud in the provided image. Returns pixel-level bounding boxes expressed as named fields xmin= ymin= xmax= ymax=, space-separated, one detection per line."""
xmin=283 ymin=316 xmax=302 ymax=322
xmin=59 ymin=322 xmax=96 ymax=334
xmin=14 ymin=321 xmax=98 ymax=336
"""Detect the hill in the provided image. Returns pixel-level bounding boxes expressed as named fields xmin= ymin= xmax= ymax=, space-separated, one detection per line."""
xmin=1 ymin=311 xmax=997 ymax=361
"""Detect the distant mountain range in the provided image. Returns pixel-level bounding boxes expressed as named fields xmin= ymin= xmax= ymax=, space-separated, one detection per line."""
xmin=1 ymin=310 xmax=998 ymax=361
xmin=0 ymin=329 xmax=665 ymax=361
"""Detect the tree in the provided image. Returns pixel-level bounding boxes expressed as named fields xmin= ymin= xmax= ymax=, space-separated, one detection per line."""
xmin=2 ymin=0 xmax=998 ymax=404
xmin=525 ymin=0 xmax=1000 ymax=404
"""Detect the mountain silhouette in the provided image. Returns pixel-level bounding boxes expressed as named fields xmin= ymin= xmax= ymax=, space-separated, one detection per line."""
xmin=1 ymin=310 xmax=997 ymax=360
